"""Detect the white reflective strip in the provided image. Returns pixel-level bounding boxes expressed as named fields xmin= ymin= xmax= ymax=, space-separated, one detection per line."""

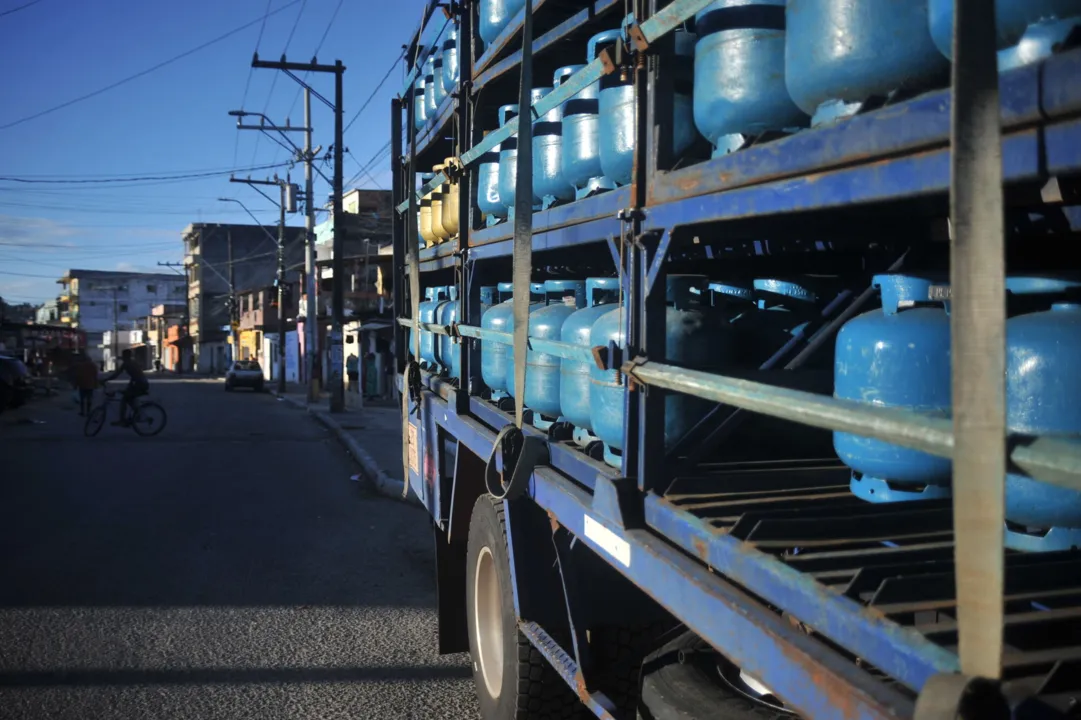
xmin=583 ymin=515 xmax=631 ymax=567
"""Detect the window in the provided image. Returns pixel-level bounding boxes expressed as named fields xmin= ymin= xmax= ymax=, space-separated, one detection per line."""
xmin=147 ymin=284 xmax=157 ymax=293
xmin=119 ymin=304 xmax=129 ymax=313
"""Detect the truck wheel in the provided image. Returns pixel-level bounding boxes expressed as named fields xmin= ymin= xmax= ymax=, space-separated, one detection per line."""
xmin=638 ymin=630 xmax=793 ymax=720
xmin=466 ymin=495 xmax=584 ymax=719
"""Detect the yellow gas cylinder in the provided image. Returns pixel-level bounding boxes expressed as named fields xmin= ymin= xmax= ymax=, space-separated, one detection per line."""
xmin=419 ymin=186 xmax=436 ymax=247
xmin=430 ymin=163 xmax=451 ymax=243
xmin=441 ymin=156 xmax=460 ymax=238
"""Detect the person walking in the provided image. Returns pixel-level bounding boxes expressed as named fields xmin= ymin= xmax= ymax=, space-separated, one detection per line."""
xmin=346 ymin=353 xmax=359 ymax=394
xmin=363 ymin=352 xmax=377 ymax=400
xmin=73 ymin=353 xmax=99 ymax=417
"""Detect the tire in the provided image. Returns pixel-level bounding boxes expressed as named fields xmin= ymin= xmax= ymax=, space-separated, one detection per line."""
xmin=84 ymin=406 xmax=107 ymax=437
xmin=466 ymin=495 xmax=584 ymax=720
xmin=131 ymin=401 xmax=167 ymax=437
xmin=638 ymin=630 xmax=793 ymax=720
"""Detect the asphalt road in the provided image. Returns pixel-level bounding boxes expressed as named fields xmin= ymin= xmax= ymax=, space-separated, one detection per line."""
xmin=0 ymin=377 xmax=478 ymax=719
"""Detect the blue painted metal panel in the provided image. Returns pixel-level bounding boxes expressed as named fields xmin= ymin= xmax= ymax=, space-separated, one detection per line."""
xmin=641 ymin=126 xmax=1047 ymax=232
xmin=647 ymin=49 xmax=1058 ymax=206
xmin=418 ymin=242 xmax=458 ymax=271
xmin=419 ymin=387 xmax=913 ymax=719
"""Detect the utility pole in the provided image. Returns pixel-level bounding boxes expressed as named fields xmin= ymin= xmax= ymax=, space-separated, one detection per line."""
xmin=251 ymin=54 xmax=346 ymax=412
xmin=227 ymin=231 xmax=238 ymax=360
xmin=303 ymin=88 xmax=318 ymax=403
xmin=112 ymin=287 xmax=119 ymax=370
xmin=226 ymin=177 xmax=293 ymax=393
xmin=277 ymin=183 xmax=287 ymax=394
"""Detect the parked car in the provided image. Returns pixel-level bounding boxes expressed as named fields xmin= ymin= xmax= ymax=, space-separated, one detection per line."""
xmin=225 ymin=360 xmax=264 ymax=392
xmin=0 ymin=355 xmax=33 ymax=412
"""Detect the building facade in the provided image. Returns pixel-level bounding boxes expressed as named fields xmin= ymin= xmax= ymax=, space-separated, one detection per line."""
xmin=182 ymin=222 xmax=305 ymax=375
xmin=57 ymin=269 xmax=186 ymax=365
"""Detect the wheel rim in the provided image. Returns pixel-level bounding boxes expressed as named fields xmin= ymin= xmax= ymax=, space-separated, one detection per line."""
xmin=132 ymin=403 xmax=166 ymax=436
xmin=474 ymin=545 xmax=504 ymax=699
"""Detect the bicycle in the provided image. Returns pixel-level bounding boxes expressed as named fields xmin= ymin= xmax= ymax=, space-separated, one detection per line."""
xmin=84 ymin=385 xmax=167 ymax=438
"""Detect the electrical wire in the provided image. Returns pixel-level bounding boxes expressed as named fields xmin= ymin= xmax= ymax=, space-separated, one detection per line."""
xmin=344 ymin=50 xmax=406 ymax=135
xmin=0 ymin=0 xmax=303 ymax=131
xmin=0 ymin=0 xmax=44 ymax=18
xmin=235 ymin=0 xmax=276 ymax=167
xmin=0 ymin=161 xmax=292 ymax=185
xmin=251 ymin=0 xmax=309 ymax=165
xmin=278 ymin=0 xmax=345 ymax=136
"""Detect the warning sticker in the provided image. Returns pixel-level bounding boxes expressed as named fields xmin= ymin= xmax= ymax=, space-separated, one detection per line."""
xmin=407 ymin=423 xmax=419 ymax=474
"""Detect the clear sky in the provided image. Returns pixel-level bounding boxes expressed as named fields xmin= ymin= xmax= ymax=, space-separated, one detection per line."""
xmin=0 ymin=0 xmax=432 ymax=306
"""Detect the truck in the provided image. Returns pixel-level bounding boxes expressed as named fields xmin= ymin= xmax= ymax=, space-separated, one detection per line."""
xmin=390 ymin=1 xmax=1081 ymax=718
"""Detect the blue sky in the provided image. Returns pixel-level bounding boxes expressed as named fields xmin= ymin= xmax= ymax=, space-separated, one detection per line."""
xmin=0 ymin=0 xmax=431 ymax=306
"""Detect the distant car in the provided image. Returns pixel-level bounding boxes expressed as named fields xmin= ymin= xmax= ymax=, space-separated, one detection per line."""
xmin=0 ymin=355 xmax=33 ymax=412
xmin=225 ymin=360 xmax=265 ymax=392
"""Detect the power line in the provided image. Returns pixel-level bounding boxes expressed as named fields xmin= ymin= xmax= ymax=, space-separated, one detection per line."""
xmin=251 ymin=0 xmax=309 ymax=165
xmin=343 ymin=49 xmax=405 ymax=135
xmin=0 ymin=0 xmax=44 ymax=18
xmin=0 ymin=240 xmax=179 ymax=249
xmin=0 ymin=161 xmax=292 ymax=184
xmin=0 ymin=0 xmax=303 ymax=131
xmin=235 ymin=0 xmax=276 ymax=167
xmin=277 ymin=0 xmax=345 ymax=137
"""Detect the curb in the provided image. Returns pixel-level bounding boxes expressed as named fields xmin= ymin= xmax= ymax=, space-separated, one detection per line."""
xmin=276 ymin=393 xmax=422 ymax=507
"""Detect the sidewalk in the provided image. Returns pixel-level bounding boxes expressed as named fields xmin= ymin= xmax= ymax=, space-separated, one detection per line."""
xmin=275 ymin=384 xmax=416 ymax=505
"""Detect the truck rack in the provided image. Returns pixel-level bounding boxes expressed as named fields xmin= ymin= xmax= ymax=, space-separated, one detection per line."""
xmin=390 ymin=1 xmax=1081 ymax=718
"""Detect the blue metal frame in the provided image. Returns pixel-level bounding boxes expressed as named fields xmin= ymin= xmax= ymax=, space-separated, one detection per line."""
xmin=412 ymin=388 xmax=916 ymax=720
xmin=393 ymin=2 xmax=1081 ymax=717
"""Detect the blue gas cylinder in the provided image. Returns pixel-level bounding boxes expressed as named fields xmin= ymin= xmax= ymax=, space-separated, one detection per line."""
xmin=833 ymin=274 xmax=953 ymax=503
xmin=499 ymin=91 xmax=548 ymax=216
xmin=481 ymin=282 xmax=515 ymax=398
xmin=507 ymin=280 xmax=586 ymax=428
xmin=590 ymin=276 xmax=732 ymax=468
xmin=479 ymin=105 xmax=517 ymax=225
xmin=534 ymin=66 xmax=582 ymax=208
xmin=560 ymin=278 xmax=621 ymax=444
xmin=479 ymin=0 xmax=526 ymax=48
xmin=750 ymin=277 xmax=822 ymax=360
xmin=928 ymin=0 xmax=1081 ymax=71
xmin=483 ymin=283 xmax=546 ymax=399
xmin=480 ymin=285 xmax=497 ymax=315
xmin=694 ymin=0 xmax=808 ymax=157
xmin=442 ymin=26 xmax=459 ymax=93
xmin=1002 ymin=276 xmax=1081 ymax=551
xmin=563 ymin=31 xmax=621 ymax=200
xmin=423 ymin=55 xmax=438 ymax=121
xmin=600 ymin=24 xmax=698 ymax=186
xmin=417 ymin=286 xmax=449 ymax=367
xmin=500 ymin=283 xmax=548 ymax=402
xmin=413 ymin=58 xmax=428 ymax=131
xmin=786 ymin=0 xmax=949 ymax=126
xmin=432 ymin=45 xmax=448 ymax=110
xmin=438 ymin=286 xmax=460 ymax=377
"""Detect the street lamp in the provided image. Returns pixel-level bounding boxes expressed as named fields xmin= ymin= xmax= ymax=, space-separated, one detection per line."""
xmin=218 ymin=197 xmax=279 ymax=247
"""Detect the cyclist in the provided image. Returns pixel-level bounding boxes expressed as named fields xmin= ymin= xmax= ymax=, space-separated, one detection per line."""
xmin=102 ymin=349 xmax=150 ymax=426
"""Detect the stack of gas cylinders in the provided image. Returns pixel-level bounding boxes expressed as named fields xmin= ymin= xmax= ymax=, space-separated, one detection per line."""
xmin=466 ymin=0 xmax=1078 ymax=225
xmin=834 ymin=274 xmax=1081 ymax=552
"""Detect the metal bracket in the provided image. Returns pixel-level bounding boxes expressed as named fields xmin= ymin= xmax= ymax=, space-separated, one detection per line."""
xmin=598 ymin=47 xmax=618 ymax=76
xmin=627 ymin=22 xmax=649 ymax=52
xmin=620 ymin=355 xmax=648 ymax=391
xmin=913 ymin=674 xmax=1009 ymax=720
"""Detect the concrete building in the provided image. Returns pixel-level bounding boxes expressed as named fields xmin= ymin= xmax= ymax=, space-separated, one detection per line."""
xmin=57 ymin=269 xmax=186 ymax=365
xmin=182 ymin=222 xmax=304 ymax=375
xmin=35 ymin=299 xmax=61 ymax=325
